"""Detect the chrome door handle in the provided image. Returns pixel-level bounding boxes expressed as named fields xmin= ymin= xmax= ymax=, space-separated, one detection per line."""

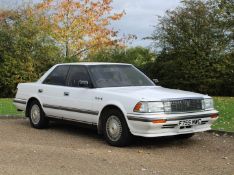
xmin=64 ymin=92 xmax=69 ymax=96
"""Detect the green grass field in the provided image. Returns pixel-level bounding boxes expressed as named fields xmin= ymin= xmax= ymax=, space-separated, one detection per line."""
xmin=0 ymin=98 xmax=233 ymax=132
xmin=0 ymin=98 xmax=23 ymax=116
xmin=212 ymin=97 xmax=234 ymax=132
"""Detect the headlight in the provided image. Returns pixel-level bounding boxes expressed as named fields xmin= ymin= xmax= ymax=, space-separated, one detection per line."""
xmin=133 ymin=102 xmax=164 ymax=113
xmin=203 ymin=98 xmax=214 ymax=110
xmin=163 ymin=101 xmax=171 ymax=112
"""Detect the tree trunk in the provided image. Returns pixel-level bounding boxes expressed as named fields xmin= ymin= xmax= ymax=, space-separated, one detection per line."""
xmin=65 ymin=41 xmax=69 ymax=58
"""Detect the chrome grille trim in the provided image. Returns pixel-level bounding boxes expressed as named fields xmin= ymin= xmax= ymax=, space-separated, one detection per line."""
xmin=163 ymin=98 xmax=204 ymax=113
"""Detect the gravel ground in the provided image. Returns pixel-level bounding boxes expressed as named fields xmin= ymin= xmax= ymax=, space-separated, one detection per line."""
xmin=0 ymin=118 xmax=233 ymax=175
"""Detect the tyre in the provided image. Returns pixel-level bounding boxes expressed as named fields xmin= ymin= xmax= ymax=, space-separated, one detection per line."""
xmin=28 ymin=100 xmax=49 ymax=129
xmin=175 ymin=133 xmax=194 ymax=139
xmin=103 ymin=109 xmax=132 ymax=147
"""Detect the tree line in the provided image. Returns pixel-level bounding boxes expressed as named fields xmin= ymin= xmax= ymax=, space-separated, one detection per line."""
xmin=148 ymin=0 xmax=234 ymax=96
xmin=0 ymin=0 xmax=233 ymax=97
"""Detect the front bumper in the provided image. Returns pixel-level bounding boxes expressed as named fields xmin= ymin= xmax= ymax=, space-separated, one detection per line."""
xmin=13 ymin=98 xmax=27 ymax=111
xmin=127 ymin=110 xmax=218 ymax=137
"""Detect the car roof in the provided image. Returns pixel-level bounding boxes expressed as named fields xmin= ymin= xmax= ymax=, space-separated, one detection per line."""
xmin=55 ymin=62 xmax=132 ymax=66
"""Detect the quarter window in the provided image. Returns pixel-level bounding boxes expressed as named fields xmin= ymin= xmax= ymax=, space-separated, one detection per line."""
xmin=43 ymin=65 xmax=69 ymax=86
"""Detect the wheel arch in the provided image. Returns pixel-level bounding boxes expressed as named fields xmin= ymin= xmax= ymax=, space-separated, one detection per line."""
xmin=97 ymin=103 xmax=129 ymax=135
xmin=26 ymin=97 xmax=43 ymax=118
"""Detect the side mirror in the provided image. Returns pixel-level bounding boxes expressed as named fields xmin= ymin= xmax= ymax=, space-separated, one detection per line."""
xmin=78 ymin=80 xmax=89 ymax=88
xmin=153 ymin=79 xmax=159 ymax=84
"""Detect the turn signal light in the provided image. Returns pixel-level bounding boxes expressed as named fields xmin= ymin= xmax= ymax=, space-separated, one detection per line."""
xmin=152 ymin=119 xmax=167 ymax=124
xmin=133 ymin=102 xmax=142 ymax=112
xmin=210 ymin=114 xmax=218 ymax=118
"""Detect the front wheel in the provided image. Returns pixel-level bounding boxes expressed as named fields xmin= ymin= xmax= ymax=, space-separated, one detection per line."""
xmin=28 ymin=100 xmax=49 ymax=129
xmin=103 ymin=109 xmax=132 ymax=147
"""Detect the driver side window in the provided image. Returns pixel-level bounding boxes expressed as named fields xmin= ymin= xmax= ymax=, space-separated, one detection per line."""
xmin=67 ymin=65 xmax=91 ymax=88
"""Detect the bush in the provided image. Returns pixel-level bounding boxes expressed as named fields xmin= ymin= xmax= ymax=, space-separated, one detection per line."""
xmin=0 ymin=10 xmax=63 ymax=97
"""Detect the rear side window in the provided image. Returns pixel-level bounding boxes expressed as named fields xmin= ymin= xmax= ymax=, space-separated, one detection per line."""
xmin=67 ymin=65 xmax=91 ymax=87
xmin=43 ymin=65 xmax=69 ymax=86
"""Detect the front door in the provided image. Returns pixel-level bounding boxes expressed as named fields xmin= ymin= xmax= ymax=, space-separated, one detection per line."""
xmin=61 ymin=65 xmax=98 ymax=125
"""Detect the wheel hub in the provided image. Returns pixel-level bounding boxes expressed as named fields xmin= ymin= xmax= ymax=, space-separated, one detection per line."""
xmin=31 ymin=104 xmax=40 ymax=125
xmin=106 ymin=115 xmax=122 ymax=141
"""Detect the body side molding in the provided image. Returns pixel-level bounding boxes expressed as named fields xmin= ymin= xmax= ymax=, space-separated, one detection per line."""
xmin=43 ymin=104 xmax=99 ymax=115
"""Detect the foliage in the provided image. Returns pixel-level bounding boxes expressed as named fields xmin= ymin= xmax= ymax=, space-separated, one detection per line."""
xmin=149 ymin=0 xmax=234 ymax=96
xmin=0 ymin=0 xmax=233 ymax=97
xmin=87 ymin=47 xmax=156 ymax=72
xmin=0 ymin=9 xmax=63 ymax=97
xmin=33 ymin=0 xmax=127 ymax=59
xmin=0 ymin=0 xmax=132 ymax=97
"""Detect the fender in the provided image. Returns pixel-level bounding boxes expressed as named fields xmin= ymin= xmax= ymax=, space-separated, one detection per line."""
xmin=26 ymin=95 xmax=44 ymax=111
xmin=98 ymin=100 xmax=132 ymax=130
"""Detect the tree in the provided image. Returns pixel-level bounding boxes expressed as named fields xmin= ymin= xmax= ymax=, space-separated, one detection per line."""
xmin=149 ymin=0 xmax=234 ymax=95
xmin=0 ymin=9 xmax=63 ymax=97
xmin=88 ymin=47 xmax=156 ymax=75
xmin=33 ymin=0 xmax=125 ymax=59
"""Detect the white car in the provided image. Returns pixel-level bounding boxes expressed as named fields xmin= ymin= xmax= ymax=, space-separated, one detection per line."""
xmin=14 ymin=63 xmax=219 ymax=146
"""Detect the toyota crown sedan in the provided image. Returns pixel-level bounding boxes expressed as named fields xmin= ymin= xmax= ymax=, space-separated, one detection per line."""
xmin=14 ymin=63 xmax=219 ymax=146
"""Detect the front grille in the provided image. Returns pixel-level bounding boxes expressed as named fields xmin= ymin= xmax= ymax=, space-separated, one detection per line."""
xmin=166 ymin=99 xmax=203 ymax=113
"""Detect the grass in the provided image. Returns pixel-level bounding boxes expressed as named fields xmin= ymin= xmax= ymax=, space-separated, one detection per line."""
xmin=212 ymin=97 xmax=234 ymax=132
xmin=0 ymin=98 xmax=23 ymax=116
xmin=0 ymin=97 xmax=233 ymax=132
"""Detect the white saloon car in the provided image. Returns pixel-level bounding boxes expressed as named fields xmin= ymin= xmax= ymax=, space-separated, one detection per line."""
xmin=14 ymin=63 xmax=218 ymax=146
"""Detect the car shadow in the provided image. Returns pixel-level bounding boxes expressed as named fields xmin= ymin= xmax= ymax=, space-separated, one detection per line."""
xmin=19 ymin=118 xmax=200 ymax=148
xmin=51 ymin=120 xmax=199 ymax=148
xmin=49 ymin=120 xmax=103 ymax=141
xmin=130 ymin=135 xmax=198 ymax=148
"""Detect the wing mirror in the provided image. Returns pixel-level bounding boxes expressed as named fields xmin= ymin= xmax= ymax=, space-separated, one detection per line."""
xmin=78 ymin=80 xmax=89 ymax=88
xmin=153 ymin=79 xmax=159 ymax=84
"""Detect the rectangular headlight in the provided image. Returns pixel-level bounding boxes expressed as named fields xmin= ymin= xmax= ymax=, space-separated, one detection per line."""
xmin=148 ymin=102 xmax=164 ymax=113
xmin=203 ymin=98 xmax=214 ymax=110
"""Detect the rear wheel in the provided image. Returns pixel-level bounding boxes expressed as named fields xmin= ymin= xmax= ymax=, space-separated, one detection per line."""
xmin=103 ymin=109 xmax=132 ymax=147
xmin=28 ymin=100 xmax=49 ymax=129
xmin=175 ymin=133 xmax=194 ymax=139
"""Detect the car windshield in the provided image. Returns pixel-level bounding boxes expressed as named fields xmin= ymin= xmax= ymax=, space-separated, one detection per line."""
xmin=88 ymin=64 xmax=155 ymax=88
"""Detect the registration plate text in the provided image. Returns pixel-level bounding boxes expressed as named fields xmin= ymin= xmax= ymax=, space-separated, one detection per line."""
xmin=179 ymin=119 xmax=201 ymax=127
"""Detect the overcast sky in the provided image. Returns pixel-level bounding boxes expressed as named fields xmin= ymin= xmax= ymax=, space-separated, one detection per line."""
xmin=111 ymin=0 xmax=181 ymax=47
xmin=0 ymin=0 xmax=181 ymax=47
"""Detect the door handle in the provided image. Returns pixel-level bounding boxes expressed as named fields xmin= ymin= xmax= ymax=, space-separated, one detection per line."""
xmin=64 ymin=92 xmax=69 ymax=96
xmin=38 ymin=89 xmax=43 ymax=93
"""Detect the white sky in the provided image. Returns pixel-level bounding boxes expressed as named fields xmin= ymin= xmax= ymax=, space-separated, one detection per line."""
xmin=111 ymin=0 xmax=181 ymax=47
xmin=0 ymin=0 xmax=181 ymax=47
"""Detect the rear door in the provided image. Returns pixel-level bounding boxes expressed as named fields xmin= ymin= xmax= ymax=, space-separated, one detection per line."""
xmin=38 ymin=65 xmax=70 ymax=118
